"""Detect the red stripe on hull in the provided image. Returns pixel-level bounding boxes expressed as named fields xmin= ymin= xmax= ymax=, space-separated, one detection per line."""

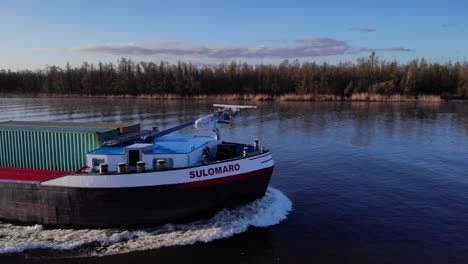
xmin=0 ymin=167 xmax=71 ymax=182
xmin=180 ymin=166 xmax=274 ymax=189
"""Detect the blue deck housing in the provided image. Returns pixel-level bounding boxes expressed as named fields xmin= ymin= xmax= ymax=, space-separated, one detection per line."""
xmin=88 ymin=134 xmax=214 ymax=155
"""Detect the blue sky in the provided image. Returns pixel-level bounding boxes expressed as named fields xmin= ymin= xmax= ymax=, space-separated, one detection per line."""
xmin=1 ymin=0 xmax=467 ymax=69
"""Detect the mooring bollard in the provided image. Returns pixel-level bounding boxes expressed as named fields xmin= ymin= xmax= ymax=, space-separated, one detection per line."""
xmin=99 ymin=163 xmax=108 ymax=174
xmin=156 ymin=159 xmax=166 ymax=171
xmin=243 ymin=147 xmax=249 ymax=157
xmin=117 ymin=163 xmax=126 ymax=174
xmin=137 ymin=161 xmax=145 ymax=172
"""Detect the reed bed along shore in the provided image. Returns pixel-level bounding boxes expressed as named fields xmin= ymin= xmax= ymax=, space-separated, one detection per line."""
xmin=349 ymin=93 xmax=441 ymax=102
xmin=0 ymin=92 xmax=445 ymax=102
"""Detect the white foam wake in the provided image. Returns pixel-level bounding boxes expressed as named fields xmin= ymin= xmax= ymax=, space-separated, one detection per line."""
xmin=0 ymin=187 xmax=292 ymax=257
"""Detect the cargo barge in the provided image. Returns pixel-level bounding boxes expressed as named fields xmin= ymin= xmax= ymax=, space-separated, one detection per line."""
xmin=0 ymin=105 xmax=274 ymax=228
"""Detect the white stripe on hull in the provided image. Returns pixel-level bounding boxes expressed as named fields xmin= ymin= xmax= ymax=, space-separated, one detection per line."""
xmin=40 ymin=153 xmax=274 ymax=188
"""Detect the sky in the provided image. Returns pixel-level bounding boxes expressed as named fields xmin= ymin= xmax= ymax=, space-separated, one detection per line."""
xmin=0 ymin=0 xmax=467 ymax=70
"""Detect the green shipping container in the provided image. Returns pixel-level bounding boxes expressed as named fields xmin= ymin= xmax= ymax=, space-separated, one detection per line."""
xmin=0 ymin=121 xmax=128 ymax=172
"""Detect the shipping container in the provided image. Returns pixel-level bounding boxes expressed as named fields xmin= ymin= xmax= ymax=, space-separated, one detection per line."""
xmin=0 ymin=121 xmax=139 ymax=171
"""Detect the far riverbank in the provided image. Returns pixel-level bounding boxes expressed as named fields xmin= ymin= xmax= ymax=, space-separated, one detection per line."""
xmin=0 ymin=92 xmax=456 ymax=102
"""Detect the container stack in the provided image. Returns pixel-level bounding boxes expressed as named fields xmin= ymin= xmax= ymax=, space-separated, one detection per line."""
xmin=0 ymin=121 xmax=139 ymax=171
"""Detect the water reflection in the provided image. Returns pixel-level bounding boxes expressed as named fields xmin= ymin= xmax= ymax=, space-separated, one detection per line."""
xmin=1 ymin=98 xmax=466 ymax=135
xmin=0 ymin=98 xmax=467 ymax=152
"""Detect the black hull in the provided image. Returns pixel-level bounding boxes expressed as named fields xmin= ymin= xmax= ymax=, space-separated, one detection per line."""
xmin=0 ymin=170 xmax=272 ymax=228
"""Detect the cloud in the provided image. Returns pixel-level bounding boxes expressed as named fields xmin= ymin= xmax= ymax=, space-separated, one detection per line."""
xmin=258 ymin=39 xmax=290 ymax=43
xmin=76 ymin=39 xmax=412 ymax=60
xmin=441 ymin=23 xmax=467 ymax=29
xmin=442 ymin=23 xmax=458 ymax=28
xmin=76 ymin=38 xmax=350 ymax=59
xmin=360 ymin=47 xmax=413 ymax=52
xmin=351 ymin=27 xmax=377 ymax=33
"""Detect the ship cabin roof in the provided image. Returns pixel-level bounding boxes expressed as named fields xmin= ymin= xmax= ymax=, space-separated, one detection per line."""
xmin=88 ymin=134 xmax=215 ymax=155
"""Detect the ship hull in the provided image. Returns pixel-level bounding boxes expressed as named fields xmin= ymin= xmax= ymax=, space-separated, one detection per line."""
xmin=0 ymin=156 xmax=274 ymax=228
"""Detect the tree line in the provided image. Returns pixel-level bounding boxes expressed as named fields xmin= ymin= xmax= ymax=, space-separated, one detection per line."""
xmin=1 ymin=53 xmax=468 ymax=98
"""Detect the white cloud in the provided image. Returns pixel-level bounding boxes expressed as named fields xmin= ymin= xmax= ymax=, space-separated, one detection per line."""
xmin=360 ymin=47 xmax=413 ymax=52
xmin=74 ymin=39 xmax=414 ymax=62
xmin=76 ymin=38 xmax=350 ymax=59
xmin=351 ymin=27 xmax=377 ymax=33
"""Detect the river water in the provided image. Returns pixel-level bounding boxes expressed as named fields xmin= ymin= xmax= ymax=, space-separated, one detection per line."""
xmin=0 ymin=98 xmax=468 ymax=263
